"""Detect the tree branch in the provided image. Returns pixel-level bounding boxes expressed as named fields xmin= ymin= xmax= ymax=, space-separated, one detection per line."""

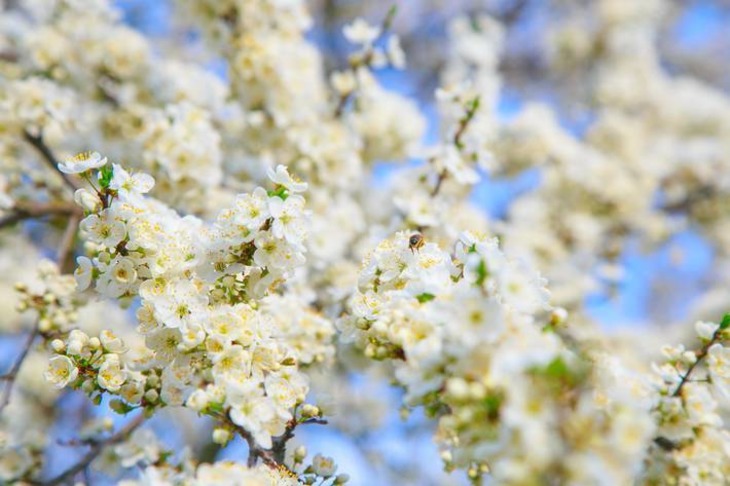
xmin=23 ymin=130 xmax=80 ymax=192
xmin=0 ymin=321 xmax=40 ymax=413
xmin=0 ymin=201 xmax=80 ymax=230
xmin=57 ymin=212 xmax=81 ymax=273
xmin=34 ymin=414 xmax=145 ymax=486
xmin=271 ymin=418 xmax=327 ymax=464
xmin=235 ymin=425 xmax=278 ymax=468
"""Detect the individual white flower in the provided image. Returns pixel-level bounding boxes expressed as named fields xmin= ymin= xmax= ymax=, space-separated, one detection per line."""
xmin=145 ymin=328 xmax=183 ymax=364
xmin=267 ymin=165 xmax=307 ymax=193
xmin=58 ymin=151 xmax=108 ymax=174
xmin=268 ymin=195 xmax=307 ymax=246
xmin=226 ymin=380 xmax=276 ymax=448
xmin=695 ymin=321 xmax=719 ymax=341
xmin=204 ymin=309 xmax=245 ymax=342
xmin=79 ymin=212 xmax=126 ymax=249
xmin=708 ymin=343 xmax=730 ymax=379
xmin=44 ymin=355 xmax=78 ymax=388
xmin=231 ymin=187 xmax=270 ymax=231
xmin=343 ymin=18 xmax=380 ymax=45
xmin=67 ymin=329 xmax=90 ymax=356
xmin=98 ymin=256 xmax=138 ymax=298
xmin=151 ymin=279 xmax=208 ymax=330
xmin=312 ymin=454 xmax=337 ymax=477
xmin=109 ymin=164 xmax=155 ymax=200
xmin=212 ymin=345 xmax=251 ymax=380
xmin=186 ymin=389 xmax=211 ymax=412
xmin=253 ymin=232 xmax=305 ymax=270
xmin=98 ymin=354 xmax=126 ymax=392
xmin=100 ymin=329 xmax=127 ymax=353
xmin=119 ymin=381 xmax=144 ymax=405
xmin=74 ymin=256 xmax=94 ymax=291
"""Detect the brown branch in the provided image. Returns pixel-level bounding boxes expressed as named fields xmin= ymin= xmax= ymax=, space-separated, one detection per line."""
xmin=57 ymin=212 xmax=81 ymax=273
xmin=235 ymin=425 xmax=278 ymax=468
xmin=34 ymin=414 xmax=145 ymax=486
xmin=23 ymin=130 xmax=80 ymax=192
xmin=271 ymin=418 xmax=328 ymax=464
xmin=0 ymin=321 xmax=40 ymax=413
xmin=0 ymin=201 xmax=79 ymax=229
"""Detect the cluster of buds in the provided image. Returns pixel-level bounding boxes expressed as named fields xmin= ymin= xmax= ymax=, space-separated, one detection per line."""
xmin=15 ymin=260 xmax=78 ymax=333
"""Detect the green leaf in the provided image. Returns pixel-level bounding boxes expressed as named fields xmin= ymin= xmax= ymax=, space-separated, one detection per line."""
xmin=720 ymin=313 xmax=730 ymax=330
xmin=416 ymin=293 xmax=436 ymax=303
xmin=483 ymin=393 xmax=502 ymax=420
xmin=98 ymin=164 xmax=114 ymax=189
xmin=475 ymin=260 xmax=488 ymax=286
xmin=109 ymin=399 xmax=135 ymax=415
xmin=544 ymin=357 xmax=569 ymax=380
xmin=267 ymin=186 xmax=288 ymax=200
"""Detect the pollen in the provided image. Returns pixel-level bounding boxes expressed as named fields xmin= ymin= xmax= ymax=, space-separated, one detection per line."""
xmin=72 ymin=151 xmax=94 ymax=162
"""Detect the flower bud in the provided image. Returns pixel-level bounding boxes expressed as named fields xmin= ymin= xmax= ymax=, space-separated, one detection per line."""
xmin=301 ymin=404 xmax=320 ymax=418
xmin=74 ymin=188 xmax=101 ymax=212
xmin=334 ymin=474 xmax=350 ymax=484
xmin=144 ymin=389 xmax=159 ymax=403
xmin=294 ymin=445 xmax=307 ymax=462
xmin=51 ymin=339 xmax=66 ymax=353
xmin=212 ymin=428 xmax=231 ymax=445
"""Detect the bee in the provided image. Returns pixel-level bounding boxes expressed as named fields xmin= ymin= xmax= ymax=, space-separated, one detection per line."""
xmin=408 ymin=233 xmax=425 ymax=253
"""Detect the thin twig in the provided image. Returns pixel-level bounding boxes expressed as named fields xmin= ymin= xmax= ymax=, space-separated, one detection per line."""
xmin=333 ymin=6 xmax=398 ymax=118
xmin=23 ymin=130 xmax=80 ymax=192
xmin=430 ymin=96 xmax=481 ymax=197
xmin=0 ymin=321 xmax=40 ymax=413
xmin=35 ymin=414 xmax=145 ymax=486
xmin=671 ymin=327 xmax=724 ymax=398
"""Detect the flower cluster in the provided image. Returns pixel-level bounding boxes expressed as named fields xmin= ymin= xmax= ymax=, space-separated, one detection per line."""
xmin=647 ymin=319 xmax=730 ymax=484
xmin=44 ymin=157 xmax=333 ymax=454
xmin=1 ymin=0 xmax=730 ymax=483
xmin=341 ymin=232 xmax=656 ymax=483
xmin=15 ymin=259 xmax=79 ymax=333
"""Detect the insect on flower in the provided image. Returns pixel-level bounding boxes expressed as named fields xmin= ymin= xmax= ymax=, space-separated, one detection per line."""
xmin=409 ymin=233 xmax=425 ymax=253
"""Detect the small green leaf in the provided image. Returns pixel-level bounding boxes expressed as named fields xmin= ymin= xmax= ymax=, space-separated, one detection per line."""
xmin=109 ymin=399 xmax=135 ymax=415
xmin=475 ymin=260 xmax=488 ymax=286
xmin=416 ymin=293 xmax=436 ymax=303
xmin=483 ymin=393 xmax=502 ymax=420
xmin=544 ymin=357 xmax=569 ymax=380
xmin=98 ymin=164 xmax=114 ymax=189
xmin=720 ymin=313 xmax=730 ymax=330
xmin=267 ymin=186 xmax=288 ymax=200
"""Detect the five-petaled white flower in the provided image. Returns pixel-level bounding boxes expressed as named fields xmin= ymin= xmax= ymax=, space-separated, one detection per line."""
xmin=58 ymin=151 xmax=107 ymax=174
xmin=44 ymin=355 xmax=78 ymax=388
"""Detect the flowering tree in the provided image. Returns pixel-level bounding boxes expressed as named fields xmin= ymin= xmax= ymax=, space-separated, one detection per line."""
xmin=1 ymin=0 xmax=730 ymax=484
